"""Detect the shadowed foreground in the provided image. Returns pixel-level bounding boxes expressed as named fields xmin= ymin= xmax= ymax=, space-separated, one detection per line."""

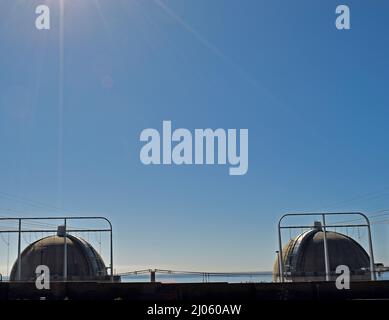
xmin=1 ymin=281 xmax=389 ymax=300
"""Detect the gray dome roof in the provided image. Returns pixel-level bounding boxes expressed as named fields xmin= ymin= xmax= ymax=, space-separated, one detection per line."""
xmin=273 ymin=228 xmax=371 ymax=282
xmin=10 ymin=234 xmax=107 ymax=281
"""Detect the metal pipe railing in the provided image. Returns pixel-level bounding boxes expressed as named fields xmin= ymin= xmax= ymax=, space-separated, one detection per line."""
xmin=277 ymin=212 xmax=376 ymax=283
xmin=0 ymin=216 xmax=114 ymax=282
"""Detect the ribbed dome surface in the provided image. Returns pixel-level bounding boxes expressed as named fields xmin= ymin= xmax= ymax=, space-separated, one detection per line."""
xmin=273 ymin=228 xmax=371 ymax=282
xmin=10 ymin=234 xmax=107 ymax=281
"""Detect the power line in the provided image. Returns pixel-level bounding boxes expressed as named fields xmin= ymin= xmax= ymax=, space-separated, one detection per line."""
xmin=0 ymin=191 xmax=95 ymax=230
xmin=332 ymin=209 xmax=389 ymax=225
xmin=0 ymin=190 xmax=75 ymax=214
xmin=316 ymin=187 xmax=389 ymax=212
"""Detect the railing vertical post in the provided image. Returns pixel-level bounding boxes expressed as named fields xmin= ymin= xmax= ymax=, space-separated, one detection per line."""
xmin=322 ymin=214 xmax=330 ymax=281
xmin=366 ymin=220 xmax=376 ymax=281
xmin=63 ymin=218 xmax=67 ymax=281
xmin=110 ymin=228 xmax=114 ymax=282
xmin=278 ymin=221 xmax=284 ymax=283
xmin=17 ymin=218 xmax=22 ymax=281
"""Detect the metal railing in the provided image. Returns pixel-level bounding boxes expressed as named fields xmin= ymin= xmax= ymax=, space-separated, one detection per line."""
xmin=277 ymin=212 xmax=375 ymax=283
xmin=0 ymin=216 xmax=114 ymax=282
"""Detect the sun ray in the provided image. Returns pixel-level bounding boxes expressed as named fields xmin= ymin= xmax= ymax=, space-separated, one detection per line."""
xmin=152 ymin=0 xmax=283 ymax=109
xmin=58 ymin=0 xmax=64 ymax=208
xmin=92 ymin=0 xmax=110 ymax=33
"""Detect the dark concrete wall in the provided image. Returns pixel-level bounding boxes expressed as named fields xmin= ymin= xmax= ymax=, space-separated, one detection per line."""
xmin=1 ymin=281 xmax=389 ymax=301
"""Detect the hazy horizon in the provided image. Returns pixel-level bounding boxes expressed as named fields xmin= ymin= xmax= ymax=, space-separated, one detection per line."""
xmin=1 ymin=0 xmax=389 ymax=275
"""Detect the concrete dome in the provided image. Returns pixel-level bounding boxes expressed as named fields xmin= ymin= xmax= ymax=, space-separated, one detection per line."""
xmin=273 ymin=227 xmax=371 ymax=282
xmin=10 ymin=234 xmax=108 ymax=281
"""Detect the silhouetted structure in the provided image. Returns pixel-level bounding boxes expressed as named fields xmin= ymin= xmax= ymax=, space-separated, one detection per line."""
xmin=9 ymin=234 xmax=108 ymax=281
xmin=273 ymin=223 xmax=371 ymax=282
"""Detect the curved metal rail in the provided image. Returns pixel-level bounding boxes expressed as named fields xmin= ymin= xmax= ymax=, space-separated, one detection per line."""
xmin=277 ymin=212 xmax=375 ymax=283
xmin=0 ymin=216 xmax=114 ymax=282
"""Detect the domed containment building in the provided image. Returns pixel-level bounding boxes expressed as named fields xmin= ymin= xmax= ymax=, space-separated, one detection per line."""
xmin=273 ymin=222 xmax=371 ymax=282
xmin=10 ymin=234 xmax=108 ymax=281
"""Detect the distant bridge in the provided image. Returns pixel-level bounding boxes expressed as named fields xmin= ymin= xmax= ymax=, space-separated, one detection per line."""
xmin=117 ymin=269 xmax=274 ymax=282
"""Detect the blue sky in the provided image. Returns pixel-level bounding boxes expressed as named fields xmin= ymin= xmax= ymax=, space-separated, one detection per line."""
xmin=1 ymin=0 xmax=389 ymax=273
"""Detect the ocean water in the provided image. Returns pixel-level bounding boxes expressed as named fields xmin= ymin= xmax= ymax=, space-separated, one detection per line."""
xmin=120 ymin=272 xmax=389 ymax=283
xmin=1 ymin=272 xmax=388 ymax=283
xmin=121 ymin=273 xmax=273 ymax=283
